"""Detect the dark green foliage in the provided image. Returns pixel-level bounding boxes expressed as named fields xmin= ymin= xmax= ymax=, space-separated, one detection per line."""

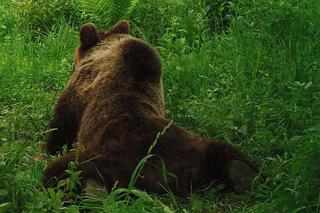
xmin=204 ymin=0 xmax=237 ymax=33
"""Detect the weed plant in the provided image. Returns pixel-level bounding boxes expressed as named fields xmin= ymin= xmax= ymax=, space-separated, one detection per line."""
xmin=0 ymin=0 xmax=319 ymax=212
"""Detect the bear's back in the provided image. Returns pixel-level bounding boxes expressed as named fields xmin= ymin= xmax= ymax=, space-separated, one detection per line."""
xmin=73 ymin=35 xmax=165 ymax=147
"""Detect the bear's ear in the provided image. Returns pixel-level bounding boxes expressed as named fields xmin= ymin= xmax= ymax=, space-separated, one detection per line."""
xmin=104 ymin=20 xmax=130 ymax=36
xmin=80 ymin=23 xmax=100 ymax=50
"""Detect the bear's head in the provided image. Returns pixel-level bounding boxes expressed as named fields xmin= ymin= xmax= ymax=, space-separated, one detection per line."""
xmin=73 ymin=20 xmax=131 ymax=68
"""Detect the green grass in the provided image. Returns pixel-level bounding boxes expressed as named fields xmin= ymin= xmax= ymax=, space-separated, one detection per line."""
xmin=0 ymin=0 xmax=320 ymax=212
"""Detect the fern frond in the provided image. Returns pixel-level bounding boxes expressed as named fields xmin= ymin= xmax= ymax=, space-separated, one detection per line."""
xmin=78 ymin=0 xmax=144 ymax=28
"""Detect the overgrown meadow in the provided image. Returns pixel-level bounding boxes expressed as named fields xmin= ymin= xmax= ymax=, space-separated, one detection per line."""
xmin=0 ymin=0 xmax=319 ymax=212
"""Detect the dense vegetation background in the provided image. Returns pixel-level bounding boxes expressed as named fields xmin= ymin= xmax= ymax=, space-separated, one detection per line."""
xmin=0 ymin=0 xmax=319 ymax=212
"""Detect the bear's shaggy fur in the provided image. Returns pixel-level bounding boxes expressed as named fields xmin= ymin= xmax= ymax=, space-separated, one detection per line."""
xmin=44 ymin=20 xmax=258 ymax=195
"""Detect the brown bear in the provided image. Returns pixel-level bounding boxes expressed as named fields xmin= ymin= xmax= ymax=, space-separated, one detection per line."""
xmin=44 ymin=20 xmax=258 ymax=195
